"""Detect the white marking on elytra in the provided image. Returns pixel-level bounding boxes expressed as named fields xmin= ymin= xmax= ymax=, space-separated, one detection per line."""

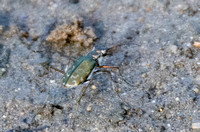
xmin=64 ymin=84 xmax=76 ymax=88
xmin=73 ymin=80 xmax=78 ymax=85
xmin=63 ymin=80 xmax=78 ymax=88
xmin=71 ymin=74 xmax=79 ymax=79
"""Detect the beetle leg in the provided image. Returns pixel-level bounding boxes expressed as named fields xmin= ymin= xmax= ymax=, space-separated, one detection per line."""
xmin=98 ymin=65 xmax=134 ymax=87
xmin=49 ymin=66 xmax=65 ymax=74
xmin=49 ymin=59 xmax=72 ymax=74
xmin=93 ymin=69 xmax=131 ymax=107
xmin=98 ymin=66 xmax=118 ymax=69
xmin=76 ymin=80 xmax=93 ymax=111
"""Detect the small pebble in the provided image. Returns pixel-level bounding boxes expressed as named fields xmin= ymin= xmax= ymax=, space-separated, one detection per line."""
xmin=146 ymin=7 xmax=152 ymax=12
xmin=99 ymin=98 xmax=103 ymax=103
xmin=192 ymin=122 xmax=200 ymax=129
xmin=186 ymin=42 xmax=192 ymax=47
xmin=69 ymin=113 xmax=73 ymax=118
xmin=175 ymin=4 xmax=188 ymax=14
xmin=34 ymin=114 xmax=41 ymax=120
xmin=50 ymin=80 xmax=55 ymax=84
xmin=21 ymin=112 xmax=25 ymax=116
xmin=193 ymin=88 xmax=199 ymax=93
xmin=193 ymin=42 xmax=200 ymax=48
xmin=175 ymin=97 xmax=180 ymax=101
xmin=168 ymin=45 xmax=178 ymax=54
xmin=1 ymin=68 xmax=6 ymax=72
xmin=91 ymin=85 xmax=97 ymax=90
xmin=87 ymin=105 xmax=92 ymax=112
xmin=138 ymin=17 xmax=145 ymax=22
xmin=158 ymin=108 xmax=163 ymax=112
xmin=195 ymin=75 xmax=200 ymax=85
xmin=146 ymin=63 xmax=151 ymax=66
xmin=54 ymin=109 xmax=62 ymax=116
xmin=141 ymin=73 xmax=148 ymax=78
xmin=177 ymin=116 xmax=182 ymax=120
xmin=167 ymin=124 xmax=171 ymax=127
xmin=0 ymin=68 xmax=7 ymax=76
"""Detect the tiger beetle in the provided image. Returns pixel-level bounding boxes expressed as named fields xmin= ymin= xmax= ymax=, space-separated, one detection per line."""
xmin=50 ymin=44 xmax=133 ymax=110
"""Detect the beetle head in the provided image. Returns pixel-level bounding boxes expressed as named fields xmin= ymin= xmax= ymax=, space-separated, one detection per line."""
xmin=87 ymin=47 xmax=107 ymax=60
xmin=89 ymin=44 xmax=126 ymax=60
xmin=92 ymin=49 xmax=107 ymax=60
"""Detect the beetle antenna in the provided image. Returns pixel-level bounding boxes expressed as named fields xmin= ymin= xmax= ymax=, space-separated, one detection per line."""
xmin=98 ymin=66 xmax=135 ymax=87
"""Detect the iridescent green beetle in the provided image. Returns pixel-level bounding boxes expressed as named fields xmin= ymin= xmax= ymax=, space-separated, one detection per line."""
xmin=50 ymin=45 xmax=133 ymax=109
xmin=62 ymin=48 xmax=106 ymax=88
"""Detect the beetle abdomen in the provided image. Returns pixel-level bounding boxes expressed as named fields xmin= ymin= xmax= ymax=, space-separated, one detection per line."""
xmin=63 ymin=56 xmax=96 ymax=88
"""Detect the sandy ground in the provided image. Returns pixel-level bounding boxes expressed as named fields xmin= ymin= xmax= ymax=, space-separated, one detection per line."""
xmin=1 ymin=0 xmax=200 ymax=131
